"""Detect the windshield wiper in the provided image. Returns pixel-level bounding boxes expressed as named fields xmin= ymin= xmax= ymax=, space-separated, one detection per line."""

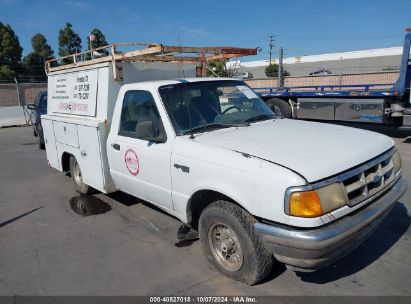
xmin=182 ymin=123 xmax=248 ymax=135
xmin=243 ymin=114 xmax=275 ymax=123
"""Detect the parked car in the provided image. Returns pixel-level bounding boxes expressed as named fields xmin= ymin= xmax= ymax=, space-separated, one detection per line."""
xmin=27 ymin=91 xmax=47 ymax=149
xmin=309 ymin=69 xmax=332 ymax=76
xmin=237 ymin=72 xmax=254 ymax=79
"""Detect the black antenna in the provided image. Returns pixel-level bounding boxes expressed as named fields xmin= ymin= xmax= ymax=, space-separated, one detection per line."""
xmin=187 ymin=99 xmax=194 ymax=139
xmin=178 ymin=36 xmax=186 ymax=80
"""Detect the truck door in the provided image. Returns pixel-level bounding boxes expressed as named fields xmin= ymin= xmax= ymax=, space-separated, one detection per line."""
xmin=107 ymin=90 xmax=174 ymax=212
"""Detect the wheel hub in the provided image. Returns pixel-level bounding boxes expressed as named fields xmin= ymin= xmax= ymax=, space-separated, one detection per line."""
xmin=73 ymin=161 xmax=82 ymax=185
xmin=220 ymin=238 xmax=234 ymax=253
xmin=208 ymin=223 xmax=244 ymax=272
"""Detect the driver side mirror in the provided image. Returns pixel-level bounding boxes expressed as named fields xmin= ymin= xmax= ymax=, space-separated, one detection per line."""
xmin=27 ymin=104 xmax=37 ymax=110
xmin=148 ymin=133 xmax=167 ymax=143
xmin=135 ymin=121 xmax=166 ymax=143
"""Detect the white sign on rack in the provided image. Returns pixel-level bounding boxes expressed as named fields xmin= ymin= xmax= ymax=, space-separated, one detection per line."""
xmin=48 ymin=70 xmax=98 ymax=116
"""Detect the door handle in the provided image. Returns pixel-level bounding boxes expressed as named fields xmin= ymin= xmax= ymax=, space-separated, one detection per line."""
xmin=112 ymin=143 xmax=120 ymax=150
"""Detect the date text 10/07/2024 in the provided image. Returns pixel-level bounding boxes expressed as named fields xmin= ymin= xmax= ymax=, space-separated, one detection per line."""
xmin=149 ymin=297 xmax=258 ymax=303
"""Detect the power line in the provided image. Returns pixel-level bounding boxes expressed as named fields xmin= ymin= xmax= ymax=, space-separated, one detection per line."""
xmin=277 ymin=34 xmax=400 ymax=41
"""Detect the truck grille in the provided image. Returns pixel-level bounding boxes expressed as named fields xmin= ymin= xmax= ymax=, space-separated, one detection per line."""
xmin=342 ymin=150 xmax=395 ymax=206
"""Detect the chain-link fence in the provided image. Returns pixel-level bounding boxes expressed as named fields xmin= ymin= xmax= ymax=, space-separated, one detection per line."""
xmin=0 ymin=71 xmax=401 ymax=127
xmin=0 ymin=82 xmax=47 ymax=107
xmin=0 ymin=81 xmax=47 ymax=127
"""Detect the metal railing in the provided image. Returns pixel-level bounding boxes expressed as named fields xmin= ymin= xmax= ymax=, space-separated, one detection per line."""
xmin=45 ymin=42 xmax=259 ymax=78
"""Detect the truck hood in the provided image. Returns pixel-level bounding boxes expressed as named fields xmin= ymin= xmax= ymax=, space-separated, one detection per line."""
xmin=195 ymin=119 xmax=394 ymax=182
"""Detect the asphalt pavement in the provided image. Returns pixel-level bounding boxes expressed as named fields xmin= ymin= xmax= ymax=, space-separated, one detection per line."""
xmin=0 ymin=125 xmax=410 ymax=296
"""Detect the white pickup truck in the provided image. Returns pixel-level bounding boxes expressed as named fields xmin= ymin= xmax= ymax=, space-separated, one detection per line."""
xmin=42 ymin=44 xmax=407 ymax=285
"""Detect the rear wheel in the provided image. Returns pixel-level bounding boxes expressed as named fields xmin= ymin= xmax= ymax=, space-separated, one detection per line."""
xmin=199 ymin=200 xmax=274 ymax=285
xmin=265 ymin=98 xmax=292 ymax=118
xmin=69 ymin=156 xmax=93 ymax=194
xmin=37 ymin=138 xmax=45 ymax=150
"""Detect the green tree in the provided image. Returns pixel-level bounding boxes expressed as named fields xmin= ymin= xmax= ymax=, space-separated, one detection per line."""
xmin=0 ymin=66 xmax=14 ymax=80
xmin=0 ymin=21 xmax=23 ymax=80
xmin=87 ymin=28 xmax=109 ymax=58
xmin=23 ymin=33 xmax=54 ymax=80
xmin=206 ymin=59 xmax=243 ymax=77
xmin=206 ymin=59 xmax=226 ymax=77
xmin=265 ymin=63 xmax=290 ymax=78
xmin=58 ymin=23 xmax=82 ymax=63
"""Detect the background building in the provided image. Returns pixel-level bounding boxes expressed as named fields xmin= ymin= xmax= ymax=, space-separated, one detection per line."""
xmin=237 ymin=46 xmax=403 ymax=78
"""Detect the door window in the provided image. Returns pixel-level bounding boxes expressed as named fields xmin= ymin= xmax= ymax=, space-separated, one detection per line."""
xmin=38 ymin=94 xmax=48 ymax=114
xmin=119 ymin=90 xmax=166 ymax=141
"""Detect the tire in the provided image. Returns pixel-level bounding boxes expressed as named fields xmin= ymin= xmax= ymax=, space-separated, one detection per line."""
xmin=69 ymin=156 xmax=93 ymax=194
xmin=37 ymin=133 xmax=45 ymax=150
xmin=265 ymin=98 xmax=292 ymax=118
xmin=38 ymin=140 xmax=45 ymax=150
xmin=199 ymin=200 xmax=274 ymax=285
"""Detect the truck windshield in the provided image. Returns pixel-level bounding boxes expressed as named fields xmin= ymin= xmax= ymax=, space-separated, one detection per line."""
xmin=159 ymin=80 xmax=275 ymax=135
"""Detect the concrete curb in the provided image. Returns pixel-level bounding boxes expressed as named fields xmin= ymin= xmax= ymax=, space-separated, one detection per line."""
xmin=0 ymin=106 xmax=30 ymax=128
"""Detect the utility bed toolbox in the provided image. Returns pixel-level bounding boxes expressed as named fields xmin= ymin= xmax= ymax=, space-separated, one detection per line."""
xmin=53 ymin=121 xmax=79 ymax=147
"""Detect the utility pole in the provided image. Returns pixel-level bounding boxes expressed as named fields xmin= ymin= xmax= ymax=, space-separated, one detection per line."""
xmin=339 ymin=53 xmax=343 ymax=86
xmin=268 ymin=35 xmax=275 ymax=66
xmin=278 ymin=47 xmax=284 ymax=88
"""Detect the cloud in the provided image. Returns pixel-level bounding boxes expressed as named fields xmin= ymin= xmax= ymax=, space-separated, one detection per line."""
xmin=179 ymin=25 xmax=210 ymax=38
xmin=163 ymin=22 xmax=210 ymax=38
xmin=64 ymin=0 xmax=90 ymax=10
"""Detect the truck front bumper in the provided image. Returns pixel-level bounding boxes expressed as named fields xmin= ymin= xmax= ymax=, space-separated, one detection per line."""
xmin=255 ymin=176 xmax=407 ymax=271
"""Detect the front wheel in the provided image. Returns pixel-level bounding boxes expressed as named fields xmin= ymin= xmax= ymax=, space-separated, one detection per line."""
xmin=37 ymin=132 xmax=45 ymax=150
xmin=199 ymin=201 xmax=274 ymax=285
xmin=37 ymin=139 xmax=45 ymax=150
xmin=69 ymin=156 xmax=93 ymax=194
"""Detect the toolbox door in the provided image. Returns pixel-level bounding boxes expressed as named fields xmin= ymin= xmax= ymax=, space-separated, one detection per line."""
xmin=334 ymin=99 xmax=384 ymax=123
xmin=42 ymin=118 xmax=60 ymax=170
xmin=296 ymin=99 xmax=335 ymax=120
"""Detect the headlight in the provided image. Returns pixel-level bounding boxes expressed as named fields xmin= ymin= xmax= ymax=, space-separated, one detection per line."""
xmin=392 ymin=150 xmax=402 ymax=174
xmin=286 ymin=183 xmax=348 ymax=218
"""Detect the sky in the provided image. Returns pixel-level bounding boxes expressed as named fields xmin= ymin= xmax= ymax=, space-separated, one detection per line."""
xmin=1 ymin=0 xmax=411 ymax=62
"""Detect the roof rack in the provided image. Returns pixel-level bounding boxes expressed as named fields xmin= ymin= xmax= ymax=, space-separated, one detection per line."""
xmin=45 ymin=42 xmax=258 ymax=79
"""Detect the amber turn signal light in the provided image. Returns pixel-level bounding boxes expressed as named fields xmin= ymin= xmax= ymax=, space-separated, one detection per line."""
xmin=289 ymin=191 xmax=324 ymax=217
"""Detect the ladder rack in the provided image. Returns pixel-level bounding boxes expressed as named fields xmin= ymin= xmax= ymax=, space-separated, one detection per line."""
xmin=45 ymin=42 xmax=258 ymax=79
